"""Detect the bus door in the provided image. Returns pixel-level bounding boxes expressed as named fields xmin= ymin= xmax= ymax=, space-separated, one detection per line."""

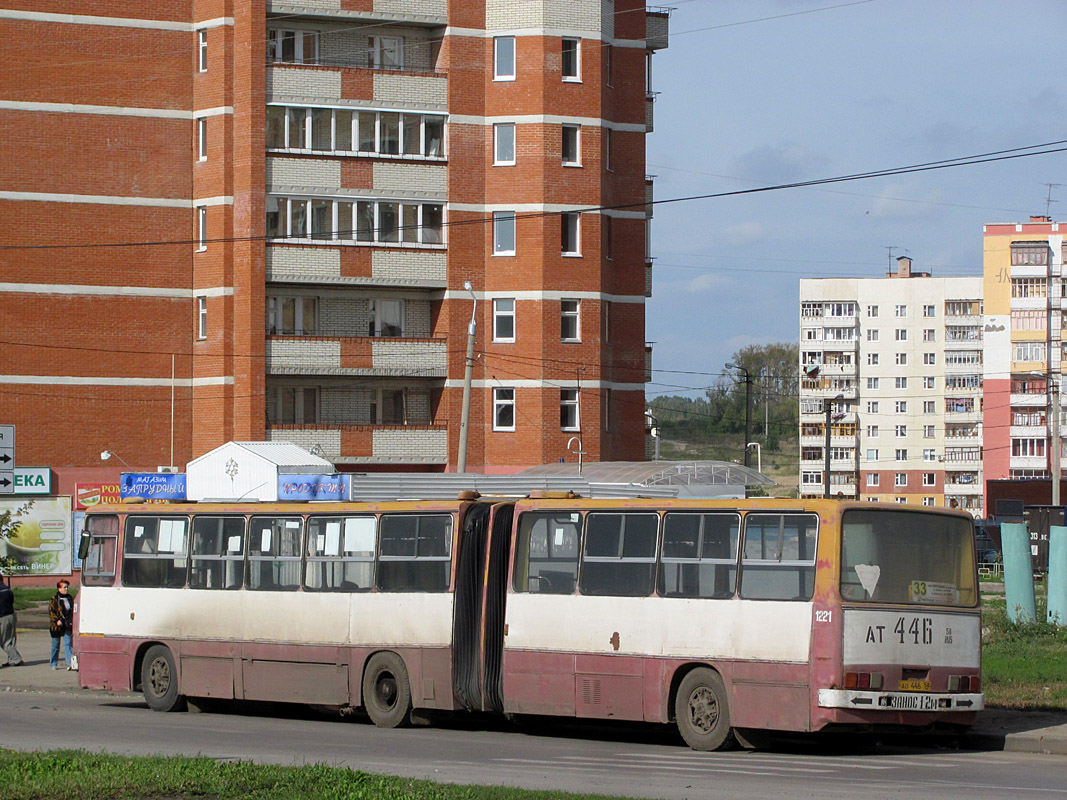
xmin=451 ymin=502 xmax=513 ymax=713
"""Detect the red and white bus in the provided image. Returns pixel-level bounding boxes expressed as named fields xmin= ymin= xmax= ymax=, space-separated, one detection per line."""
xmin=76 ymin=495 xmax=982 ymax=750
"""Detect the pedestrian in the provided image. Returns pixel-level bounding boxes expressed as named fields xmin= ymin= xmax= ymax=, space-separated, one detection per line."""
xmin=0 ymin=574 xmax=23 ymax=667
xmin=48 ymin=579 xmax=74 ymax=670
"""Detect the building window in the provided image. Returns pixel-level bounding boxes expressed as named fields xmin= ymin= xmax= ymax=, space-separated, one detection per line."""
xmin=923 ymin=449 xmax=936 ymax=463
xmin=561 ymin=212 xmax=580 ymax=255
xmin=561 ymin=37 xmax=580 ymax=80
xmin=803 ymin=471 xmax=822 ymax=486
xmin=560 ymin=389 xmax=579 ymax=430
xmin=1012 ymin=438 xmax=1046 ymax=457
xmin=867 ymin=305 xmax=878 ymax=318
xmin=867 ymin=353 xmax=879 ymax=366
xmin=196 ymin=296 xmax=207 ymax=339
xmin=368 ymin=35 xmax=403 ymax=70
xmin=268 ymin=29 xmax=318 ymax=64
xmin=493 ymin=123 xmax=515 ymax=165
xmin=895 ymin=449 xmax=907 ymax=462
xmin=267 ymin=108 xmax=445 ymax=159
xmin=895 ymin=401 xmax=907 ymax=413
xmin=922 ymin=497 xmax=935 ymax=507
xmin=867 ymin=329 xmax=879 ymax=342
xmin=867 ymin=425 xmax=878 ymax=437
xmin=923 ymin=352 xmax=936 ymax=366
xmin=369 ymin=299 xmax=403 ymax=337
xmin=867 ymin=448 xmax=878 ymax=462
xmin=895 ymin=305 xmax=907 ymax=318
xmin=895 ymin=473 xmax=908 ymax=487
xmin=562 ymin=124 xmax=580 ymax=166
xmin=1014 ymin=341 xmax=1046 ymax=362
xmin=197 ymin=206 xmax=207 ymax=251
xmin=493 ymin=388 xmax=515 ymax=431
xmin=923 ymin=328 xmax=935 ymax=342
xmin=924 ymin=401 xmax=935 ymax=414
xmin=493 ymin=298 xmax=515 ymax=342
xmin=267 ymin=296 xmax=317 ymax=336
xmin=923 ymin=376 xmax=935 ymax=390
xmin=197 ymin=118 xmax=207 ymax=161
xmin=198 ymin=30 xmax=207 ymax=72
xmin=895 ymin=328 xmax=907 ymax=341
xmin=895 ymin=376 xmax=908 ymax=389
xmin=867 ymin=401 xmax=879 ymax=413
xmin=494 ymin=36 xmax=515 ymax=80
xmin=561 ymin=299 xmax=580 ymax=341
xmin=268 ymin=387 xmax=319 ymax=425
xmin=493 ymin=211 xmax=516 ymax=255
xmin=895 ymin=353 xmax=908 ymax=366
xmin=866 ymin=473 xmax=879 ymax=487
xmin=267 ymin=197 xmax=443 ymax=245
xmin=895 ymin=425 xmax=907 ymax=438
xmin=923 ymin=304 xmax=935 ymax=317
xmin=867 ymin=377 xmax=879 ymax=389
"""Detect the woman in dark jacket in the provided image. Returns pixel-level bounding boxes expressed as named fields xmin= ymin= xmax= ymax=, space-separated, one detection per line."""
xmin=48 ymin=579 xmax=74 ymax=670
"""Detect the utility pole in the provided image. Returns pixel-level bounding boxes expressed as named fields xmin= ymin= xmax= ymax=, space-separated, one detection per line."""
xmin=1054 ymin=377 xmax=1061 ymax=506
xmin=727 ymin=363 xmax=752 ymax=467
xmin=457 ymin=281 xmax=477 ymax=473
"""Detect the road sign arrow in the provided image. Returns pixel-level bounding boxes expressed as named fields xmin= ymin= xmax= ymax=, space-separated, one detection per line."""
xmin=0 ymin=453 xmax=10 ymax=464
xmin=0 ymin=478 xmax=10 ymax=488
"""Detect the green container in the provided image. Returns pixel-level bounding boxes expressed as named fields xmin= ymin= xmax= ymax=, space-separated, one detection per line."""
xmin=1002 ymin=522 xmax=1036 ymax=624
xmin=1049 ymin=525 xmax=1067 ymax=625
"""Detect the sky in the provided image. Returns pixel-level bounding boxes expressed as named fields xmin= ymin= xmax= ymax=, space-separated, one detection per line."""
xmin=645 ymin=0 xmax=1067 ymax=398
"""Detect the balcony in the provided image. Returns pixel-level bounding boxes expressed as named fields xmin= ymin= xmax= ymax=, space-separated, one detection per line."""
xmin=646 ymin=8 xmax=671 ymax=50
xmin=267 ymin=1 xmax=447 ymax=26
xmin=267 ymin=245 xmax=447 ymax=288
xmin=267 ymin=63 xmax=447 ymax=110
xmin=267 ymin=424 xmax=448 ymax=464
xmin=267 ymin=336 xmax=447 ymax=376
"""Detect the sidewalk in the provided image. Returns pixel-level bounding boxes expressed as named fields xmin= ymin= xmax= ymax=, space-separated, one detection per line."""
xmin=3 ymin=626 xmax=1067 ymax=756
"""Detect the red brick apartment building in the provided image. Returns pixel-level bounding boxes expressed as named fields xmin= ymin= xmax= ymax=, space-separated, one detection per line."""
xmin=0 ymin=1 xmax=668 ymax=481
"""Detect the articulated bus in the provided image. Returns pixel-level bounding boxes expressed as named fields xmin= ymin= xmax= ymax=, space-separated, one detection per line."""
xmin=76 ymin=496 xmax=983 ymax=750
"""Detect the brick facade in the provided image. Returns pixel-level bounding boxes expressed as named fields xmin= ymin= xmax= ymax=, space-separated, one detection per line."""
xmin=0 ymin=0 xmax=664 ymax=478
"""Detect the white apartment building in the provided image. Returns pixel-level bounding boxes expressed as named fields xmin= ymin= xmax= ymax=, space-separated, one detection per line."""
xmin=799 ymin=258 xmax=983 ymax=513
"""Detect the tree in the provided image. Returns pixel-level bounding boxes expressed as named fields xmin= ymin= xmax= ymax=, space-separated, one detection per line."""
xmin=718 ymin=343 xmax=799 ymax=452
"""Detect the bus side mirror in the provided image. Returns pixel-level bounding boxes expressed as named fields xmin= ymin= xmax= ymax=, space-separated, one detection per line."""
xmin=78 ymin=531 xmax=91 ymax=560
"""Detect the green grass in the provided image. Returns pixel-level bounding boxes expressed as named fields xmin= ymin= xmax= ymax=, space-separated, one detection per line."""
xmin=11 ymin=587 xmax=75 ymax=611
xmin=0 ymin=750 xmax=627 ymax=800
xmin=982 ymin=588 xmax=1067 ymax=709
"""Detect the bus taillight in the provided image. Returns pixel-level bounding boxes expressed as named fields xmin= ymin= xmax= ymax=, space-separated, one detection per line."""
xmin=949 ymin=675 xmax=980 ymax=692
xmin=844 ymin=671 xmax=884 ymax=690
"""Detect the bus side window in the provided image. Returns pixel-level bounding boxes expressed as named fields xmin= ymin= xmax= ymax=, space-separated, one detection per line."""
xmin=513 ymin=512 xmax=582 ymax=594
xmin=247 ymin=516 xmax=303 ymax=591
xmin=82 ymin=515 xmax=119 ymax=587
xmin=305 ymin=515 xmax=375 ymax=591
xmin=659 ymin=512 xmax=739 ymax=598
xmin=189 ymin=516 xmax=245 ymax=590
xmin=579 ymin=512 xmax=658 ymax=597
xmin=121 ymin=516 xmax=189 ymax=588
xmin=739 ymin=513 xmax=818 ymax=601
xmin=376 ymin=514 xmax=452 ymax=592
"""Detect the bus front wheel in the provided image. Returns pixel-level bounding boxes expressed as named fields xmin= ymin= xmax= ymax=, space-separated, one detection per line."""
xmin=141 ymin=645 xmax=186 ymax=713
xmin=362 ymin=652 xmax=412 ymax=728
xmin=675 ymin=668 xmax=737 ymax=751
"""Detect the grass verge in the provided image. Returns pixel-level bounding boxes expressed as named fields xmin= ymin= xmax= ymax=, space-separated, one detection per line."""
xmin=982 ymin=589 xmax=1067 ymax=709
xmin=0 ymin=750 xmax=624 ymax=800
xmin=11 ymin=587 xmax=75 ymax=611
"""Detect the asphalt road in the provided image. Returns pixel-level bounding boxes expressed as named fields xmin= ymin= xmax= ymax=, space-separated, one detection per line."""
xmin=2 ymin=688 xmax=1066 ymax=800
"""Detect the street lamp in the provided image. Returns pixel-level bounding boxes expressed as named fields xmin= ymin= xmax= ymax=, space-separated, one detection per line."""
xmin=100 ymin=450 xmax=131 ymax=469
xmin=824 ymin=393 xmax=845 ymax=499
xmin=746 ymin=442 xmax=762 ymax=474
xmin=725 ymin=362 xmax=753 ymax=468
xmin=457 ymin=281 xmax=477 ymax=473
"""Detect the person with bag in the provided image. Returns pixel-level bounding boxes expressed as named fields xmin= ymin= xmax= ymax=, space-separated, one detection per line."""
xmin=0 ymin=575 xmax=23 ymax=667
xmin=48 ymin=579 xmax=74 ymax=670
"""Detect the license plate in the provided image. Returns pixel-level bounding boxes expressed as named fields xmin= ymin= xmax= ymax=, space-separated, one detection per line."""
xmin=898 ymin=680 xmax=932 ymax=692
xmin=880 ymin=693 xmax=941 ymax=711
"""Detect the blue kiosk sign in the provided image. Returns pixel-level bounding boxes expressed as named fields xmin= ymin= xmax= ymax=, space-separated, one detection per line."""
xmin=278 ymin=474 xmax=351 ymax=501
xmin=120 ymin=472 xmax=187 ymax=501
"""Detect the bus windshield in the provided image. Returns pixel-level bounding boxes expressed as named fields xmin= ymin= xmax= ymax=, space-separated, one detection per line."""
xmin=840 ymin=509 xmax=977 ymax=608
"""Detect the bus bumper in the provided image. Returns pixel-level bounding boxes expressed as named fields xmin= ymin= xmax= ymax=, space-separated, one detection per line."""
xmin=818 ymin=688 xmax=984 ymax=712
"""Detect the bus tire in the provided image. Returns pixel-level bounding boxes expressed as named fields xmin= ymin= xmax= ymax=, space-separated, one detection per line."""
xmin=141 ymin=645 xmax=186 ymax=713
xmin=362 ymin=652 xmax=412 ymax=729
xmin=675 ymin=668 xmax=737 ymax=751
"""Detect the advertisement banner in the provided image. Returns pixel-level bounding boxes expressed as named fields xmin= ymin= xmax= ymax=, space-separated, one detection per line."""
xmin=72 ymin=510 xmax=85 ymax=571
xmin=0 ymin=496 xmax=73 ymax=576
xmin=75 ymin=482 xmax=123 ymax=510
xmin=278 ymin=474 xmax=351 ymax=502
xmin=120 ymin=473 xmax=187 ymax=501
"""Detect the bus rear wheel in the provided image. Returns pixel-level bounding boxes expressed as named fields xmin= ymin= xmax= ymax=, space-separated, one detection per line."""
xmin=362 ymin=652 xmax=412 ymax=728
xmin=675 ymin=668 xmax=737 ymax=751
xmin=141 ymin=645 xmax=186 ymax=713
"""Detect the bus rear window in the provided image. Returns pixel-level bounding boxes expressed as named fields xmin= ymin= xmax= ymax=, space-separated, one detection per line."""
xmin=841 ymin=509 xmax=977 ymax=607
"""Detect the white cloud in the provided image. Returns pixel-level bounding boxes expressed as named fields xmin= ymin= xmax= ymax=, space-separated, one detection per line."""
xmin=684 ymin=273 xmax=728 ymax=293
xmin=721 ymin=221 xmax=766 ymax=246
